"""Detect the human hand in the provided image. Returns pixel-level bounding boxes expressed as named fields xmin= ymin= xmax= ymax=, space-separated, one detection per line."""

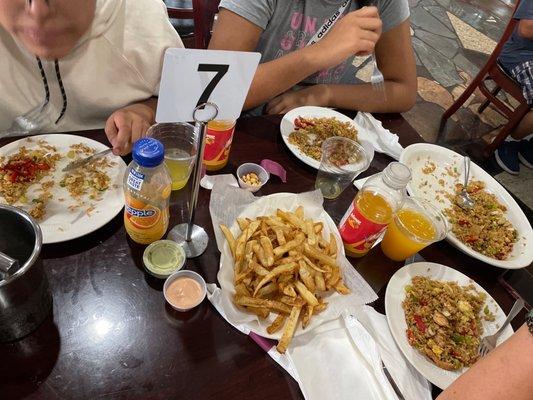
xmin=265 ymin=85 xmax=331 ymax=115
xmin=105 ymin=102 xmax=155 ymax=156
xmin=313 ymin=6 xmax=382 ymax=71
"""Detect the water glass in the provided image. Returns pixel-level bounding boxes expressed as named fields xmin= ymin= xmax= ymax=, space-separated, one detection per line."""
xmin=147 ymin=123 xmax=197 ymax=191
xmin=315 ymin=137 xmax=370 ymax=199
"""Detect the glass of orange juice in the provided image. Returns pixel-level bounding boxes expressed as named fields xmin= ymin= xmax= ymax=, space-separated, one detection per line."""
xmin=381 ymin=197 xmax=448 ymax=261
xmin=147 ymin=123 xmax=197 ymax=191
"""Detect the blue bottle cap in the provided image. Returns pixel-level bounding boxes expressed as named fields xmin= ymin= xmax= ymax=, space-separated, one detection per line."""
xmin=132 ymin=138 xmax=165 ymax=168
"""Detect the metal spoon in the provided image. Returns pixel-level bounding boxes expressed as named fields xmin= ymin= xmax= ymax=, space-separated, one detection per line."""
xmin=0 ymin=251 xmax=19 ymax=277
xmin=457 ymin=156 xmax=475 ymax=210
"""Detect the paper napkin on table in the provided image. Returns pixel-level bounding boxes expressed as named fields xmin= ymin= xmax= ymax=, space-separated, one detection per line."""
xmin=354 ymin=113 xmax=403 ymax=160
xmin=207 ymin=287 xmax=432 ymax=400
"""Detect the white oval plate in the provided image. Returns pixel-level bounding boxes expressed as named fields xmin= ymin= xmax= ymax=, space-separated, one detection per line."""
xmin=0 ymin=134 xmax=126 ymax=244
xmin=280 ymin=106 xmax=374 ymax=170
xmin=385 ymin=262 xmax=514 ymax=390
xmin=400 ymin=143 xmax=533 ymax=269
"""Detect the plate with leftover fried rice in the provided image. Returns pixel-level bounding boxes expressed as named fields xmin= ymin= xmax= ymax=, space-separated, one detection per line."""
xmin=0 ymin=134 xmax=126 ymax=244
xmin=280 ymin=106 xmax=374 ymax=170
xmin=385 ymin=262 xmax=514 ymax=389
xmin=400 ymin=143 xmax=533 ymax=269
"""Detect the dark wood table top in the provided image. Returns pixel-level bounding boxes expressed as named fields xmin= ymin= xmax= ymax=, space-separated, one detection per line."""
xmin=0 ymin=114 xmax=528 ymax=400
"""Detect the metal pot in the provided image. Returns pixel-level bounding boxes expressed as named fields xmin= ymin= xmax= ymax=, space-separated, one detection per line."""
xmin=0 ymin=204 xmax=51 ymax=342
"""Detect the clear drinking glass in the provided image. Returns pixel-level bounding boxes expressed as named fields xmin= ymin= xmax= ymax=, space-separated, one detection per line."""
xmin=315 ymin=137 xmax=370 ymax=199
xmin=147 ymin=123 xmax=197 ymax=191
xmin=381 ymin=197 xmax=448 ymax=261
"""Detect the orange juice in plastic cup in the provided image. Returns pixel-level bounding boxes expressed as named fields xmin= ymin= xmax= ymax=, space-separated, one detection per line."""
xmin=204 ymin=120 xmax=236 ymax=171
xmin=381 ymin=198 xmax=448 ymax=261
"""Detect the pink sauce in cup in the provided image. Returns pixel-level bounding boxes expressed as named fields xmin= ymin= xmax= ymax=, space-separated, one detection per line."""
xmin=165 ymin=277 xmax=204 ymax=309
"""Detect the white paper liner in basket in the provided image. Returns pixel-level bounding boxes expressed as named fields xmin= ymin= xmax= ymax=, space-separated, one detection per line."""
xmin=208 ymin=179 xmax=378 ymax=339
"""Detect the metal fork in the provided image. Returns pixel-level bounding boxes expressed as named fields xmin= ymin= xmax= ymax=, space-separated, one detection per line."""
xmin=370 ymin=53 xmax=385 ymax=95
xmin=369 ymin=0 xmax=386 ymax=97
xmin=478 ymin=298 xmax=524 ymax=357
xmin=1 ymin=102 xmax=54 ymax=138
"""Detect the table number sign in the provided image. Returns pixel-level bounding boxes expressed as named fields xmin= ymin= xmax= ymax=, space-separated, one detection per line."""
xmin=156 ymin=49 xmax=260 ymax=122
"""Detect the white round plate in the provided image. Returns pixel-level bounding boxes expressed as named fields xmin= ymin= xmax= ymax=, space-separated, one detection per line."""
xmin=280 ymin=106 xmax=374 ymax=170
xmin=0 ymin=134 xmax=126 ymax=244
xmin=385 ymin=262 xmax=514 ymax=390
xmin=400 ymin=143 xmax=533 ymax=269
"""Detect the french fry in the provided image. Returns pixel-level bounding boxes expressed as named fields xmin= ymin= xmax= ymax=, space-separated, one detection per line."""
xmin=302 ymin=305 xmax=313 ymax=329
xmin=220 ymin=224 xmax=236 ymax=258
xmin=329 ymin=233 xmax=337 ymax=257
xmin=306 ymin=220 xmax=317 ymax=246
xmin=251 ymin=260 xmax=270 ymax=277
xmin=253 ymin=243 xmax=269 ymax=267
xmin=273 ymin=227 xmax=286 ymax=246
xmin=326 ymin=267 xmax=341 ymax=288
xmin=314 ymin=222 xmax=324 ymax=234
xmin=301 ymin=254 xmax=326 ymax=273
xmin=235 ymin=296 xmax=292 ymax=314
xmin=253 ymin=263 xmax=297 ymax=296
xmin=277 ymin=305 xmax=302 ymax=354
xmin=235 ymin=283 xmax=251 ymax=297
xmin=313 ymin=302 xmax=328 ymax=314
xmin=237 ymin=218 xmax=250 ymax=230
xmin=273 ymin=233 xmax=305 ymax=257
xmin=267 ymin=314 xmax=286 ymax=334
xmin=247 ymin=306 xmax=270 ymax=319
xmin=277 ymin=209 xmax=305 ymax=231
xmin=315 ymin=273 xmax=326 ymax=291
xmin=281 ymin=283 xmax=297 ymax=298
xmin=256 ymin=282 xmax=278 ymax=298
xmin=334 ymin=281 xmax=351 ymax=295
xmin=295 ymin=206 xmax=304 ymax=219
xmin=260 ymin=236 xmax=275 ymax=267
xmin=295 ymin=281 xmax=319 ymax=306
xmin=304 ymin=243 xmax=337 ymax=267
xmin=279 ymin=296 xmax=306 ymax=307
xmin=298 ymin=260 xmax=316 ymax=292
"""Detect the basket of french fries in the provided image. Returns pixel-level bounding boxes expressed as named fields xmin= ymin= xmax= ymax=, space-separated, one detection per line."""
xmin=213 ymin=191 xmax=376 ymax=354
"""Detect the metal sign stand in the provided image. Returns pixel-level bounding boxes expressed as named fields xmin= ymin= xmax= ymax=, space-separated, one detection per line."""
xmin=167 ymin=103 xmax=219 ymax=258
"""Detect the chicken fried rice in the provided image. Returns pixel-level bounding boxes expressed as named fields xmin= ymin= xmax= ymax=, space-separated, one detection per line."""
xmin=288 ymin=117 xmax=358 ymax=161
xmin=403 ymin=276 xmax=494 ymax=371
xmin=444 ymin=181 xmax=518 ymax=260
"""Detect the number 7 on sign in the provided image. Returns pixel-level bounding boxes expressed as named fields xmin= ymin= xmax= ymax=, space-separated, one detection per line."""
xmin=196 ymin=64 xmax=229 ymax=107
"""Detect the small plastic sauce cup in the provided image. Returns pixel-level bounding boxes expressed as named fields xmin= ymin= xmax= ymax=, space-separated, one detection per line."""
xmin=143 ymin=240 xmax=186 ymax=279
xmin=237 ymin=163 xmax=269 ymax=192
xmin=163 ymin=270 xmax=207 ymax=312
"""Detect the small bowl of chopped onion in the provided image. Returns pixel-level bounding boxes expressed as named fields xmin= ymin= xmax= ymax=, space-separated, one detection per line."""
xmin=236 ymin=163 xmax=269 ymax=193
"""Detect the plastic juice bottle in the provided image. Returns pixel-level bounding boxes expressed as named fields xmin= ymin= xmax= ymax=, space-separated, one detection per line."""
xmin=381 ymin=209 xmax=436 ymax=261
xmin=203 ymin=120 xmax=236 ymax=171
xmin=124 ymin=138 xmax=172 ymax=245
xmin=338 ymin=162 xmax=411 ymax=257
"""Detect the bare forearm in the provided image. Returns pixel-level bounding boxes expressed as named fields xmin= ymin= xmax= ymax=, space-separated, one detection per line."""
xmin=244 ymin=47 xmax=321 ymax=110
xmin=437 ymin=325 xmax=533 ymax=400
xmin=322 ymin=80 xmax=417 ymax=113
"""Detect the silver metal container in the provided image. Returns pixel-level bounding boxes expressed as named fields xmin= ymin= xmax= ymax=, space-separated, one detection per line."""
xmin=0 ymin=204 xmax=51 ymax=342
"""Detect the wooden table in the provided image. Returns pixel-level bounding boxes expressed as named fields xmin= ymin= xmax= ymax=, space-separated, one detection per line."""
xmin=0 ymin=114 xmax=527 ymax=400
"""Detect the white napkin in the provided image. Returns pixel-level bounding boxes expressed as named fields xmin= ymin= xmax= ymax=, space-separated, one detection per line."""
xmin=207 ymin=287 xmax=432 ymax=400
xmin=200 ymin=173 xmax=239 ymax=190
xmin=354 ymin=113 xmax=403 ymax=160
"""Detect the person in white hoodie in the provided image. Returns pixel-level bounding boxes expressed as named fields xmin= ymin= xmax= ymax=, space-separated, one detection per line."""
xmin=0 ymin=0 xmax=183 ymax=155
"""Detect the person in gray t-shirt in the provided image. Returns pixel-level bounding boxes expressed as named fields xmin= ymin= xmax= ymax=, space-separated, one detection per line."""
xmin=210 ymin=0 xmax=416 ymax=115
